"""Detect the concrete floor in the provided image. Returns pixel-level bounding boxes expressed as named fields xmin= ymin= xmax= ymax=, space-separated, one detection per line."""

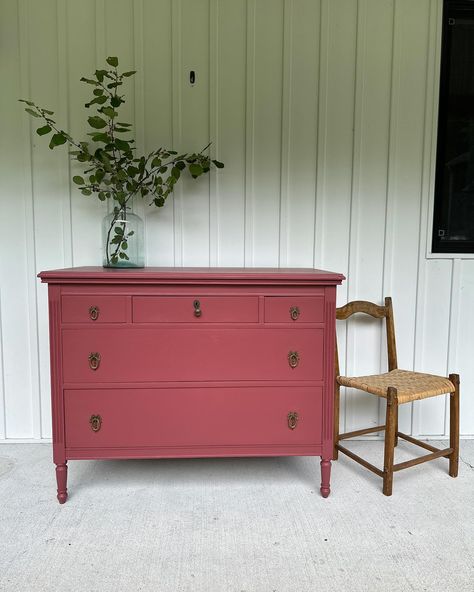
xmin=0 ymin=440 xmax=472 ymax=592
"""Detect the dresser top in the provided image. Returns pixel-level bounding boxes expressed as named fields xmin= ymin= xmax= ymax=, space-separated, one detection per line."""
xmin=38 ymin=266 xmax=345 ymax=285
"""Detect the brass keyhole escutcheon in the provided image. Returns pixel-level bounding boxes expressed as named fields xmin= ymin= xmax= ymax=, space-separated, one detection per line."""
xmin=288 ymin=411 xmax=299 ymax=430
xmin=289 ymin=306 xmax=300 ymax=321
xmin=89 ymin=305 xmax=100 ymax=321
xmin=193 ymin=299 xmax=202 ymax=318
xmin=90 ymin=414 xmax=102 ymax=432
xmin=288 ymin=351 xmax=300 ymax=369
xmin=88 ymin=352 xmax=101 ymax=371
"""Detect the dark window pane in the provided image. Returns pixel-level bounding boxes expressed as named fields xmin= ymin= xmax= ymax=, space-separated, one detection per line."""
xmin=433 ymin=1 xmax=474 ymax=253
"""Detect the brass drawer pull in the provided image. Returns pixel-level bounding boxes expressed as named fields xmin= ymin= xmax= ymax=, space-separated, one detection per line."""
xmin=88 ymin=352 xmax=101 ymax=371
xmin=89 ymin=305 xmax=100 ymax=321
xmin=288 ymin=351 xmax=300 ymax=369
xmin=193 ymin=299 xmax=202 ymax=318
xmin=89 ymin=414 xmax=102 ymax=432
xmin=289 ymin=306 xmax=300 ymax=321
xmin=288 ymin=411 xmax=299 ymax=430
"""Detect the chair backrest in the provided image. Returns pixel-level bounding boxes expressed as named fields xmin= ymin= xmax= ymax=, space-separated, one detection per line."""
xmin=335 ymin=297 xmax=398 ymax=377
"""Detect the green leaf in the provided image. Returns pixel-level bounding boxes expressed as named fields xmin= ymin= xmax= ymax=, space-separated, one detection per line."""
xmin=117 ymin=122 xmax=132 ymax=127
xmin=43 ymin=109 xmax=54 ymax=115
xmin=91 ymin=132 xmax=110 ymax=143
xmin=212 ymin=159 xmax=224 ymax=168
xmin=176 ymin=160 xmax=186 ymax=171
xmin=154 ymin=197 xmax=165 ymax=207
xmin=88 ymin=116 xmax=107 ymax=129
xmin=36 ymin=125 xmax=52 ymax=136
xmin=25 ymin=108 xmax=40 ymax=118
xmin=127 ymin=230 xmax=135 ymax=237
xmin=171 ymin=167 xmax=181 ymax=180
xmin=81 ymin=188 xmax=92 ymax=196
xmin=19 ymin=99 xmax=35 ymax=106
xmin=98 ymin=192 xmax=106 ymax=201
xmin=49 ymin=133 xmax=67 ymax=149
xmin=127 ymin=166 xmax=139 ymax=177
xmin=114 ymin=226 xmax=124 ymax=235
xmin=94 ymin=70 xmax=106 ymax=83
xmin=95 ymin=169 xmax=105 ymax=183
xmin=72 ymin=176 xmax=85 ymax=185
xmin=189 ymin=163 xmax=203 ymax=178
xmin=151 ymin=157 xmax=161 ymax=168
xmin=115 ymin=139 xmax=130 ymax=151
xmin=110 ymin=96 xmax=122 ymax=108
xmin=101 ymin=107 xmax=117 ymax=119
xmin=89 ymin=175 xmax=96 ymax=184
xmin=106 ymin=56 xmax=119 ymax=67
xmin=119 ymin=252 xmax=129 ymax=260
xmin=111 ymin=255 xmax=119 ymax=264
xmin=121 ymin=241 xmax=128 ymax=250
xmin=80 ymin=77 xmax=98 ymax=85
xmin=122 ymin=71 xmax=136 ymax=77
xmin=85 ymin=95 xmax=107 ymax=107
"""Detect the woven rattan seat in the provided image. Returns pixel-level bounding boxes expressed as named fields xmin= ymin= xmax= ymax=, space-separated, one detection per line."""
xmin=334 ymin=298 xmax=459 ymax=496
xmin=337 ymin=369 xmax=455 ymax=404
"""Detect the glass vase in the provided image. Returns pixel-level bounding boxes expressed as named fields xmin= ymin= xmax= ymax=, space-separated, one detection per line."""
xmin=102 ymin=207 xmax=144 ymax=268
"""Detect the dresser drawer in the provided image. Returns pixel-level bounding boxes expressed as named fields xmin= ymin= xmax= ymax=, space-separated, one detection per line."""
xmin=62 ymin=327 xmax=324 ymax=382
xmin=62 ymin=295 xmax=129 ymax=324
xmin=264 ymin=296 xmax=324 ymax=323
xmin=133 ymin=296 xmax=259 ymax=323
xmin=64 ymin=386 xmax=322 ymax=448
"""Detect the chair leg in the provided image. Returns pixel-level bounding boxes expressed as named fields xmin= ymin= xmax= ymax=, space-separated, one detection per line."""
xmin=449 ymin=374 xmax=460 ymax=478
xmin=333 ymin=382 xmax=340 ymax=460
xmin=394 ymin=404 xmax=399 ymax=448
xmin=383 ymin=387 xmax=398 ymax=496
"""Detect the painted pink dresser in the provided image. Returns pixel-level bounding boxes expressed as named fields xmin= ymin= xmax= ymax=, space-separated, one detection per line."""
xmin=39 ymin=267 xmax=344 ymax=503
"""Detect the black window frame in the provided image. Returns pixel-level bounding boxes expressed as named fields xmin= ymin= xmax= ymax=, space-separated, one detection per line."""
xmin=432 ymin=0 xmax=474 ymax=254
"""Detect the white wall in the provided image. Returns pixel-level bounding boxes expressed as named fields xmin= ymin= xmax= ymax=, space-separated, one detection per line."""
xmin=0 ymin=0 xmax=472 ymax=441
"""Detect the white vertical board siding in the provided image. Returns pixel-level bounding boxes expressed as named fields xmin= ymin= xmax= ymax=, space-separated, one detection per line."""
xmin=345 ymin=0 xmax=394 ymax=432
xmin=0 ymin=0 xmax=472 ymax=440
xmin=210 ymin=0 xmax=247 ymax=267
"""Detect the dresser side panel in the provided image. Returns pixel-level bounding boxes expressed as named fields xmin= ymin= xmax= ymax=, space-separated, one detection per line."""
xmin=322 ymin=286 xmax=337 ymax=459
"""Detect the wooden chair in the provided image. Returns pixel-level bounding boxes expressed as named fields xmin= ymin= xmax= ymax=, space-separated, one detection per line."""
xmin=334 ymin=297 xmax=459 ymax=496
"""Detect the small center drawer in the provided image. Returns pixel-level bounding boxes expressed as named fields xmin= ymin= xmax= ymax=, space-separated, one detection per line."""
xmin=133 ymin=296 xmax=259 ymax=323
xmin=264 ymin=296 xmax=324 ymax=323
xmin=62 ymin=295 xmax=129 ymax=324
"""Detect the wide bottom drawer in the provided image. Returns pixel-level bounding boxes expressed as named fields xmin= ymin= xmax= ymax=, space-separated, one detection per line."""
xmin=64 ymin=387 xmax=322 ymax=448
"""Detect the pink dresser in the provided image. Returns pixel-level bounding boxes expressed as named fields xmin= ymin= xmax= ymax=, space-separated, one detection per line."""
xmin=39 ymin=267 xmax=344 ymax=503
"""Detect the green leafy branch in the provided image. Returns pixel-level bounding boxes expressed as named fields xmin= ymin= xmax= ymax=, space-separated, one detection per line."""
xmin=20 ymin=56 xmax=224 ymax=266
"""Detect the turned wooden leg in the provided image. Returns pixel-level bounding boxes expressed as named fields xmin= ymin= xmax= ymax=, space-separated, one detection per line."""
xmin=333 ymin=381 xmax=340 ymax=460
xmin=320 ymin=458 xmax=331 ymax=498
xmin=449 ymin=374 xmax=460 ymax=478
xmin=383 ymin=387 xmax=397 ymax=496
xmin=55 ymin=463 xmax=68 ymax=504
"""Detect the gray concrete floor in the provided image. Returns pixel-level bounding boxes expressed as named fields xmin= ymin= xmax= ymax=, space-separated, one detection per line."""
xmin=0 ymin=440 xmax=473 ymax=592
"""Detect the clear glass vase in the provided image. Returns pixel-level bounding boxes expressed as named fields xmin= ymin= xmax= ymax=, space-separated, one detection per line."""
xmin=102 ymin=207 xmax=144 ymax=268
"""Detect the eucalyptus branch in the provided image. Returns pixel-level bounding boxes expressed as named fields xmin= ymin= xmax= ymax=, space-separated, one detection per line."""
xmin=20 ymin=56 xmax=224 ymax=267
